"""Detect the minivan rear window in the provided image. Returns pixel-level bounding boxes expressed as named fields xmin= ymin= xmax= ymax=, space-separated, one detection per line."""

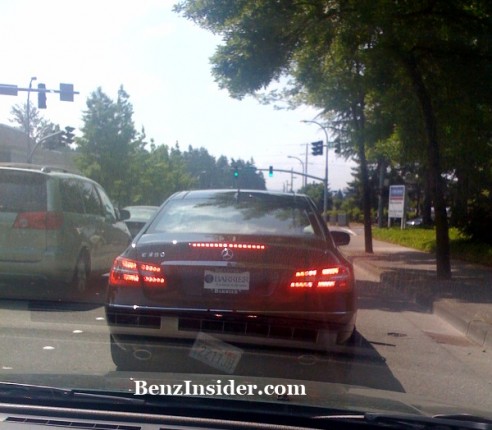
xmin=0 ymin=171 xmax=47 ymax=212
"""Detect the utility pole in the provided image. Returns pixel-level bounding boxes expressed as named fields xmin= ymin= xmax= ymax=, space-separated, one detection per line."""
xmin=26 ymin=77 xmax=37 ymax=160
xmin=304 ymin=143 xmax=308 ymax=188
xmin=302 ymin=120 xmax=330 ymax=222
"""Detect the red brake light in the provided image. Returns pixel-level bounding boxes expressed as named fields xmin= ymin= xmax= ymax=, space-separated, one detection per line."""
xmin=13 ymin=212 xmax=63 ymax=230
xmin=110 ymin=257 xmax=166 ymax=287
xmin=290 ymin=265 xmax=351 ymax=291
xmin=190 ymin=242 xmax=266 ymax=250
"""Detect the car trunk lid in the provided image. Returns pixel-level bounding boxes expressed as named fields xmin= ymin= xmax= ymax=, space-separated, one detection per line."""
xmin=116 ymin=233 xmax=339 ymax=310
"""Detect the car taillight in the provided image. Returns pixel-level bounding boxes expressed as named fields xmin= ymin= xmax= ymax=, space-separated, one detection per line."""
xmin=290 ymin=265 xmax=352 ymax=291
xmin=109 ymin=256 xmax=166 ymax=287
xmin=12 ymin=212 xmax=63 ymax=230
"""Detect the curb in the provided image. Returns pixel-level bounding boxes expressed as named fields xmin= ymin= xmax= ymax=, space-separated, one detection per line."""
xmin=346 ymin=252 xmax=491 ymax=350
xmin=433 ymin=299 xmax=492 ymax=349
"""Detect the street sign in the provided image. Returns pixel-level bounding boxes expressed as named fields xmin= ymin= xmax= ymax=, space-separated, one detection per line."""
xmin=388 ymin=185 xmax=406 ymax=218
xmin=59 ymin=83 xmax=74 ymax=101
xmin=0 ymin=84 xmax=18 ymax=96
xmin=388 ymin=185 xmax=406 ymax=228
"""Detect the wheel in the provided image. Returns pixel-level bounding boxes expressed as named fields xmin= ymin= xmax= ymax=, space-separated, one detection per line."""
xmin=72 ymin=252 xmax=90 ymax=294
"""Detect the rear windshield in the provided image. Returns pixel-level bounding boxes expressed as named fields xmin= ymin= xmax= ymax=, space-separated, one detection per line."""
xmin=147 ymin=192 xmax=323 ymax=237
xmin=0 ymin=171 xmax=47 ymax=212
xmin=125 ymin=206 xmax=158 ymax=220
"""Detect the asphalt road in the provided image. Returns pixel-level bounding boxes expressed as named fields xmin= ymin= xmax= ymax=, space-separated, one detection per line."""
xmin=0 ymin=255 xmax=490 ymax=411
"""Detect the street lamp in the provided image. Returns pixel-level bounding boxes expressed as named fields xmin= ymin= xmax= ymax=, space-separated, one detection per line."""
xmin=287 ymin=155 xmax=305 ymax=188
xmin=301 ymin=119 xmax=330 ymax=222
xmin=26 ymin=76 xmax=37 ymax=162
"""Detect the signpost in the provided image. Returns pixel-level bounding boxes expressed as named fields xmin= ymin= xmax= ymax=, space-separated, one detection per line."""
xmin=388 ymin=185 xmax=406 ymax=228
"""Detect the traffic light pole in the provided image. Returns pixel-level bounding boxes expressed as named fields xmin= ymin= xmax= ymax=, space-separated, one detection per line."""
xmin=27 ymin=130 xmax=64 ymax=163
xmin=301 ymin=120 xmax=330 ymax=222
xmin=26 ymin=77 xmax=37 ymax=161
xmin=257 ymin=168 xmax=324 ymax=182
xmin=27 ymin=126 xmax=75 ymax=163
xmin=0 ymin=83 xmax=79 ymax=97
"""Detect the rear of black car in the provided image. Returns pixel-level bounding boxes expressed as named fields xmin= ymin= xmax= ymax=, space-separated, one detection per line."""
xmin=106 ymin=190 xmax=356 ymax=365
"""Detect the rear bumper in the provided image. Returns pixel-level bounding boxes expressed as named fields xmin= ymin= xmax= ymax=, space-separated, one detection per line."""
xmin=105 ymin=304 xmax=357 ymax=349
xmin=0 ymin=250 xmax=74 ymax=284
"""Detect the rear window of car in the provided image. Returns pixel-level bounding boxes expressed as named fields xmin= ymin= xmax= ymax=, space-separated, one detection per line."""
xmin=0 ymin=170 xmax=47 ymax=212
xmin=147 ymin=192 xmax=323 ymax=237
xmin=126 ymin=207 xmax=158 ymax=220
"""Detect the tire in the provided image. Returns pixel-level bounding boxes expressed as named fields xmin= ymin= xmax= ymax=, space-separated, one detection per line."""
xmin=336 ymin=325 xmax=357 ymax=345
xmin=72 ymin=252 xmax=90 ymax=294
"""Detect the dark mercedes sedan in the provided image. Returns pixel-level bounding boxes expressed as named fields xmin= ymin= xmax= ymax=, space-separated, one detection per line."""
xmin=106 ymin=189 xmax=356 ymax=369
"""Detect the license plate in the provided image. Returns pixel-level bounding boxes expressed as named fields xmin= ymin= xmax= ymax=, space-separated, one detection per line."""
xmin=204 ymin=270 xmax=250 ymax=293
xmin=189 ymin=332 xmax=243 ymax=374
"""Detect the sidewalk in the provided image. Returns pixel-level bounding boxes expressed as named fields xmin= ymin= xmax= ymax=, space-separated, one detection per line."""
xmin=338 ymin=225 xmax=492 ymax=349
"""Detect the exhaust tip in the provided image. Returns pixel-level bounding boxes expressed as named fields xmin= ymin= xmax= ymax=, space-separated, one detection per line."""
xmin=133 ymin=348 xmax=152 ymax=361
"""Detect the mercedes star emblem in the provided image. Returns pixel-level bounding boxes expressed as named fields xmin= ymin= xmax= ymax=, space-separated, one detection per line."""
xmin=221 ymin=247 xmax=234 ymax=261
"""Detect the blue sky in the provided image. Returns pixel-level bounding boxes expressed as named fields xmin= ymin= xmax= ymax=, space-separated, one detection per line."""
xmin=0 ymin=0 xmax=356 ymax=191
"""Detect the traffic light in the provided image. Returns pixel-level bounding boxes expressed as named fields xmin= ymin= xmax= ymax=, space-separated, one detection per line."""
xmin=311 ymin=140 xmax=323 ymax=156
xmin=269 ymin=166 xmax=273 ymax=177
xmin=233 ymin=165 xmax=239 ymax=178
xmin=62 ymin=126 xmax=75 ymax=145
xmin=37 ymin=83 xmax=47 ymax=109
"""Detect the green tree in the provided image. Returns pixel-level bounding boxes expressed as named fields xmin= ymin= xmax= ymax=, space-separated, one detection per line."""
xmin=9 ymin=102 xmax=60 ymax=145
xmin=75 ymin=86 xmax=139 ymax=205
xmin=175 ymin=0 xmax=492 ymax=278
xmin=299 ymin=182 xmax=332 ymax=215
xmin=132 ymin=143 xmax=195 ymax=205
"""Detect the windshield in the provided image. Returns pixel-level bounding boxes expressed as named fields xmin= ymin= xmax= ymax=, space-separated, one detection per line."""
xmin=0 ymin=0 xmax=491 ymax=421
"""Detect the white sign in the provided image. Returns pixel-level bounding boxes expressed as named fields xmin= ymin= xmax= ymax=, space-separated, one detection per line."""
xmin=388 ymin=185 xmax=406 ymax=218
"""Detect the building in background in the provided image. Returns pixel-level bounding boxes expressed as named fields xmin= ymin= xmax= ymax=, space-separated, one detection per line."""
xmin=0 ymin=123 xmax=78 ymax=171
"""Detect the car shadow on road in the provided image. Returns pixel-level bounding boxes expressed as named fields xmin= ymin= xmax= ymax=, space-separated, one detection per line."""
xmin=112 ymin=333 xmax=406 ymax=393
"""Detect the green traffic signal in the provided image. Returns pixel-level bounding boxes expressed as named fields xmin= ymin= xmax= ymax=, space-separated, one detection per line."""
xmin=269 ymin=166 xmax=273 ymax=177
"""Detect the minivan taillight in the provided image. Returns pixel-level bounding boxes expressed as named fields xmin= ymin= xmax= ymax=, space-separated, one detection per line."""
xmin=13 ymin=212 xmax=63 ymax=230
xmin=109 ymin=256 xmax=166 ymax=287
xmin=290 ymin=265 xmax=352 ymax=291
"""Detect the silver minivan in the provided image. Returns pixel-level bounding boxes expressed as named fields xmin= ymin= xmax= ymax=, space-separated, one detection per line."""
xmin=0 ymin=164 xmax=131 ymax=298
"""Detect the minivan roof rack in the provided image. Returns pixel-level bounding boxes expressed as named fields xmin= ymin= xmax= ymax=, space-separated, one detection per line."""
xmin=0 ymin=163 xmax=72 ymax=173
xmin=40 ymin=166 xmax=70 ymax=173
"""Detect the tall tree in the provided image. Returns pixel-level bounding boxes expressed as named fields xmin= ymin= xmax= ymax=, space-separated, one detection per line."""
xmin=9 ymin=102 xmax=60 ymax=144
xmin=75 ymin=86 xmax=139 ymax=205
xmin=175 ymin=0 xmax=492 ymax=278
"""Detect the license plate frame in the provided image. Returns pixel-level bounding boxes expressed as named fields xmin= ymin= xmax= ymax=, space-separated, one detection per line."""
xmin=204 ymin=269 xmax=250 ymax=294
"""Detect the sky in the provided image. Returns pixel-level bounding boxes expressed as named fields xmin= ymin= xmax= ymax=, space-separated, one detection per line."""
xmin=0 ymin=0 xmax=356 ymax=192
